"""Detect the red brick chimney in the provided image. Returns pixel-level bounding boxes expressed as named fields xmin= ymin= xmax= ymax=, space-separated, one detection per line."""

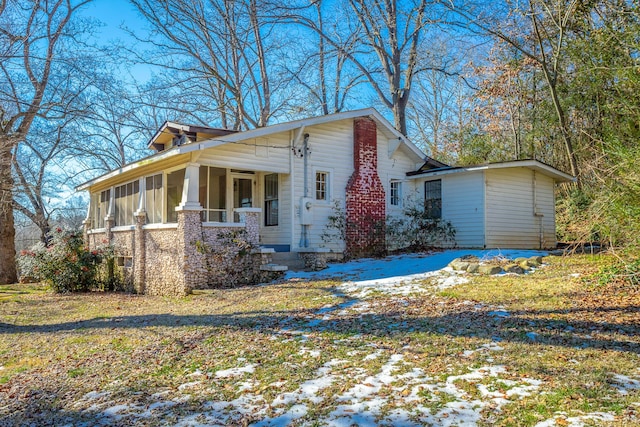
xmin=345 ymin=117 xmax=386 ymax=258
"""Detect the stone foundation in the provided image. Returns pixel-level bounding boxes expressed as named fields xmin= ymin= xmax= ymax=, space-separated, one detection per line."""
xmin=298 ymin=248 xmax=330 ymax=271
xmin=85 ymin=208 xmax=283 ymax=296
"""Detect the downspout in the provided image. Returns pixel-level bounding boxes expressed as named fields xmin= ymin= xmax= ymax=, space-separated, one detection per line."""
xmin=533 ymin=171 xmax=544 ymax=249
xmin=299 ymin=133 xmax=310 ymax=248
xmin=290 ymin=131 xmax=296 ymax=252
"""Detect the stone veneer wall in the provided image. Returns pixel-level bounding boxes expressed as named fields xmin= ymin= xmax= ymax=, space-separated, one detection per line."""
xmin=111 ymin=229 xmax=134 ymax=257
xmin=86 ymin=231 xmax=107 ymax=249
xmin=110 ymin=229 xmax=135 ymax=289
xmin=345 ymin=117 xmax=386 ymax=258
xmin=200 ymin=210 xmax=267 ymax=288
xmin=177 ymin=210 xmax=208 ymax=291
xmin=85 ymin=208 xmax=276 ymax=296
xmin=143 ymin=226 xmax=187 ymax=296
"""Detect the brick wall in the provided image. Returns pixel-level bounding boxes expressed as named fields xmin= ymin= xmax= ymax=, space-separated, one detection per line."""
xmin=345 ymin=117 xmax=386 ymax=258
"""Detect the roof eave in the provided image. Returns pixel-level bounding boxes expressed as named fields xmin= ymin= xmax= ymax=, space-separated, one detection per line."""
xmin=407 ymin=159 xmax=576 ymax=183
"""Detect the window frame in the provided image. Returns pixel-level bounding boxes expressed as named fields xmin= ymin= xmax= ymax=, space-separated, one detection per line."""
xmin=424 ymin=179 xmax=442 ymax=219
xmin=390 ymin=180 xmax=403 ymax=207
xmin=114 ymin=180 xmax=140 ymax=226
xmin=145 ymin=173 xmax=163 ymax=224
xmin=264 ymin=173 xmax=279 ymax=226
xmin=314 ymin=170 xmax=330 ymax=202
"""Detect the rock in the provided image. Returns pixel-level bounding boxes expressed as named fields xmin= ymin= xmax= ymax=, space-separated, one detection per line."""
xmin=528 ymin=256 xmax=543 ymax=266
xmin=450 ymin=260 xmax=470 ymax=271
xmin=504 ymin=264 xmax=524 ymax=274
xmin=479 ymin=265 xmax=503 ymax=275
xmin=514 ymin=257 xmax=528 ymax=264
xmin=519 ymin=260 xmax=532 ymax=271
xmin=466 ymin=263 xmax=479 ymax=273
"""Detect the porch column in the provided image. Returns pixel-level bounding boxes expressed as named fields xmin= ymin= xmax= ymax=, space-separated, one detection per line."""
xmin=178 ymin=163 xmax=203 ymax=211
xmin=235 ymin=207 xmax=261 ymax=245
xmin=104 ymin=187 xmax=115 ymax=243
xmin=133 ymin=177 xmax=146 ymax=294
xmin=176 ymin=164 xmax=206 ymax=292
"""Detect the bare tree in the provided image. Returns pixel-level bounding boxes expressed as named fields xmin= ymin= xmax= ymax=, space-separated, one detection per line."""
xmin=283 ymin=1 xmax=365 ymax=116
xmin=447 ymin=0 xmax=581 ymax=179
xmin=281 ymin=0 xmax=445 ymax=135
xmin=13 ymin=124 xmax=72 ymax=244
xmin=129 ymin=0 xmax=287 ymax=130
xmin=0 ymin=0 xmax=91 ymax=284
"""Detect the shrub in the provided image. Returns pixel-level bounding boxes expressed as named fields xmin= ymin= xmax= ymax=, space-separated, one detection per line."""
xmin=386 ymin=198 xmax=456 ymax=252
xmin=320 ymin=197 xmax=456 ymax=254
xmin=594 ymin=258 xmax=640 ymax=288
xmin=17 ymin=228 xmax=104 ymax=292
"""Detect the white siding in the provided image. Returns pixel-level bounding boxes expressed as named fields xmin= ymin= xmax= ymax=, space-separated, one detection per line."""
xmin=258 ymin=172 xmax=292 ymax=247
xmin=443 ymin=172 xmax=485 ymax=248
xmin=413 ymin=172 xmax=485 ymax=248
xmin=197 ymin=134 xmax=291 ymax=173
xmin=292 ymin=120 xmax=354 ymax=252
xmin=197 ymin=117 xmax=423 ymax=253
xmin=534 ymin=172 xmax=557 ymax=248
xmin=289 ymin=119 xmax=421 ymax=252
xmin=382 ymin=142 xmax=419 ymax=219
xmin=485 ymin=168 xmax=554 ymax=249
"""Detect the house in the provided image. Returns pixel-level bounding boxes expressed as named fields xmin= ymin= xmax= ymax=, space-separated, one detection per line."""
xmin=408 ymin=160 xmax=574 ymax=249
xmin=77 ymin=108 xmax=573 ymax=296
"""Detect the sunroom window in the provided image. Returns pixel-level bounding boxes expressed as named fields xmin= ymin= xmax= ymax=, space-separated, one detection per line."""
xmin=114 ymin=180 xmax=139 ymax=226
xmin=91 ymin=189 xmax=110 ymax=229
xmin=199 ymin=166 xmax=227 ymax=222
xmin=166 ymin=169 xmax=185 ymax=223
xmin=145 ymin=174 xmax=163 ymax=224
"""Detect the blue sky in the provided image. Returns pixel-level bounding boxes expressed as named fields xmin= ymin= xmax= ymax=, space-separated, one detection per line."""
xmin=80 ymin=0 xmax=154 ymax=82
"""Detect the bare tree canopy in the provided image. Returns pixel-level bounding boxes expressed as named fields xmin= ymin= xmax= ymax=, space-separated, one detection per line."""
xmin=0 ymin=0 xmax=91 ymax=284
xmin=128 ymin=0 xmax=291 ymax=130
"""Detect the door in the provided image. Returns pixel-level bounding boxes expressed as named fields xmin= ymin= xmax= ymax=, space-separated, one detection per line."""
xmin=233 ymin=177 xmax=254 ymax=222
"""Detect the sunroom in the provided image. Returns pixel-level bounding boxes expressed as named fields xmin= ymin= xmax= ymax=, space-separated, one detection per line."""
xmin=88 ymin=165 xmax=273 ymax=229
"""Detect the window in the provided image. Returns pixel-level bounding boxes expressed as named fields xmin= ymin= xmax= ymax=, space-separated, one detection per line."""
xmin=264 ymin=174 xmax=278 ymax=226
xmin=91 ymin=189 xmax=110 ymax=229
xmin=424 ymin=179 xmax=442 ymax=219
xmin=315 ymin=171 xmax=328 ymax=201
xmin=114 ymin=181 xmax=140 ymax=226
xmin=199 ymin=167 xmax=227 ymax=222
xmin=145 ymin=174 xmax=163 ymax=224
xmin=390 ymin=180 xmax=402 ymax=206
xmin=166 ymin=169 xmax=185 ymax=223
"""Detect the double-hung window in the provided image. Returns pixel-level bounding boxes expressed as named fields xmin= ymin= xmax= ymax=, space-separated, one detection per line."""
xmin=424 ymin=179 xmax=442 ymax=219
xmin=315 ymin=171 xmax=328 ymax=201
xmin=264 ymin=174 xmax=278 ymax=226
xmin=390 ymin=180 xmax=402 ymax=207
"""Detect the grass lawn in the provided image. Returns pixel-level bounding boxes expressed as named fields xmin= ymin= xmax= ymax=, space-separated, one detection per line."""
xmin=0 ymin=253 xmax=639 ymax=426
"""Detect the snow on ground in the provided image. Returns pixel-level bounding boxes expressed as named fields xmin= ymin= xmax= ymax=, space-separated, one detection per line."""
xmin=285 ymin=249 xmax=547 ymax=298
xmin=70 ymin=251 xmax=636 ymax=426
xmin=612 ymin=372 xmax=640 ymax=395
xmin=215 ymin=364 xmax=256 ymax=378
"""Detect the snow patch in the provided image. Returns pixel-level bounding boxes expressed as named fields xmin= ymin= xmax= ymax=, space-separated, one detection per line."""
xmin=612 ymin=373 xmax=640 ymax=395
xmin=215 ymin=364 xmax=256 ymax=378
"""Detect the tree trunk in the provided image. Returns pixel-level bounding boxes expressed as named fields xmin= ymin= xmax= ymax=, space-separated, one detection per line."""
xmin=0 ymin=147 xmax=17 ymax=284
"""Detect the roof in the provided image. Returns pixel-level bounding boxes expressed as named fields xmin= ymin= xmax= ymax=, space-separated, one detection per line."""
xmin=413 ymin=157 xmax=450 ymax=172
xmin=77 ymin=108 xmax=426 ymax=191
xmin=148 ymin=121 xmax=238 ymax=149
xmin=407 ymin=159 xmax=575 ymax=183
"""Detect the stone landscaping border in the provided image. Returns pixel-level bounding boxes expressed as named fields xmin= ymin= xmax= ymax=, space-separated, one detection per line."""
xmin=448 ymin=255 xmax=544 ymax=275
